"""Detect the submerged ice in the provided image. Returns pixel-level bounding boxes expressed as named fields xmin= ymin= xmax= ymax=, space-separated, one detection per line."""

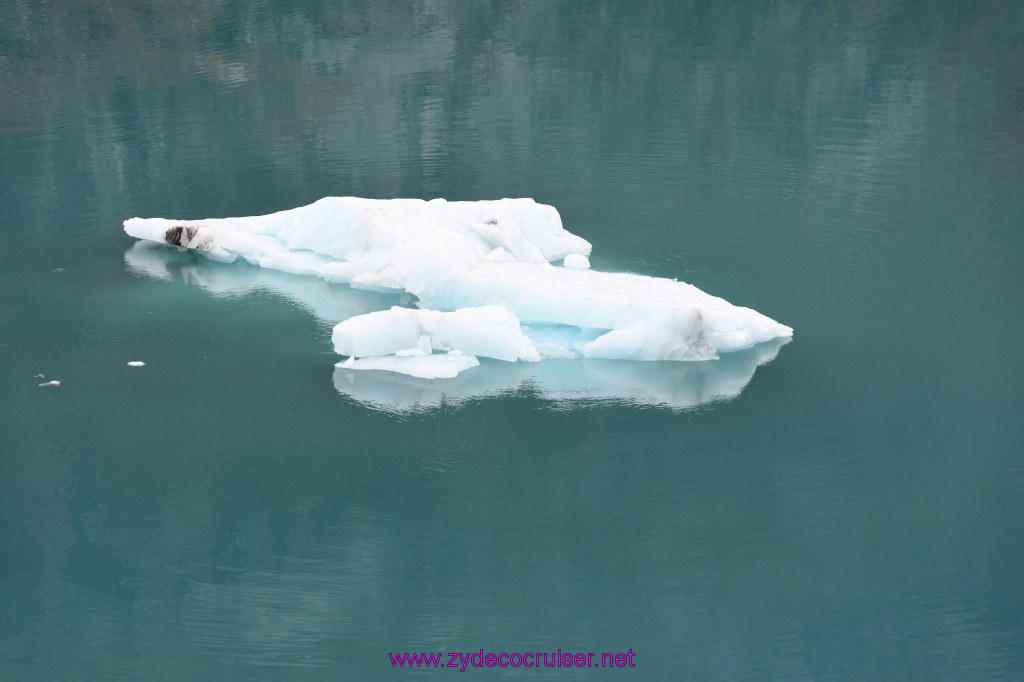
xmin=124 ymin=197 xmax=792 ymax=382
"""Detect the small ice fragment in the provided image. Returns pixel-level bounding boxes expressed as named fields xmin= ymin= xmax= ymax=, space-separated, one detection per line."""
xmin=35 ymin=373 xmax=45 ymax=378
xmin=127 ymin=361 xmax=146 ymax=367
xmin=563 ymin=253 xmax=590 ymax=269
xmin=39 ymin=380 xmax=60 ymax=387
xmin=333 ymin=306 xmax=540 ymax=362
xmin=335 ymin=353 xmax=479 ymax=379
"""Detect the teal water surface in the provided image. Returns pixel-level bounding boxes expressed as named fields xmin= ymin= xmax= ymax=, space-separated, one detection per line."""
xmin=1 ymin=1 xmax=1023 ymax=680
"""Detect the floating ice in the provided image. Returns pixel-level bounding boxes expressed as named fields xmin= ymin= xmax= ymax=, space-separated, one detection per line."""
xmin=124 ymin=197 xmax=792 ymax=387
xmin=338 ymin=351 xmax=480 ymax=380
xmin=563 ymin=253 xmax=590 ymax=269
xmin=124 ymin=197 xmax=588 ymax=286
xmin=39 ymin=380 xmax=60 ymax=387
xmin=332 ymin=305 xmax=540 ymax=362
xmin=127 ymin=361 xmax=146 ymax=367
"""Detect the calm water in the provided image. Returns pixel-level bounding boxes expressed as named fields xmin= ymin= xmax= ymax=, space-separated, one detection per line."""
xmin=2 ymin=1 xmax=1023 ymax=680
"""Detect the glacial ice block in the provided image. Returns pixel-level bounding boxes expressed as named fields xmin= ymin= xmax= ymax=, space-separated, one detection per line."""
xmin=337 ymin=352 xmax=480 ymax=380
xmin=332 ymin=305 xmax=540 ymax=362
xmin=124 ymin=197 xmax=590 ymax=286
xmin=124 ymin=197 xmax=792 ymax=368
xmin=563 ymin=253 xmax=590 ymax=269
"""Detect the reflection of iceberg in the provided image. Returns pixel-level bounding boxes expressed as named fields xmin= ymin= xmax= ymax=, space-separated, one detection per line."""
xmin=125 ymin=241 xmax=400 ymax=323
xmin=333 ymin=338 xmax=789 ymax=413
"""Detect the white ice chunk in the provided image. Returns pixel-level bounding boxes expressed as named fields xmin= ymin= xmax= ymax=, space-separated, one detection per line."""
xmin=332 ymin=305 xmax=541 ymax=362
xmin=417 ymin=263 xmax=790 ymax=359
xmin=563 ymin=253 xmax=590 ymax=269
xmin=125 ymin=197 xmax=792 ymax=367
xmin=581 ymin=309 xmax=715 ymax=361
xmin=336 ymin=352 xmax=480 ymax=380
xmin=127 ymin=361 xmax=146 ymax=367
xmin=124 ymin=197 xmax=591 ymax=291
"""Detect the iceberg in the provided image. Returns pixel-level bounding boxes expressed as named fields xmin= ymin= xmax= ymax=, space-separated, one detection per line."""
xmin=332 ymin=305 xmax=540 ymax=362
xmin=124 ymin=197 xmax=792 ymax=386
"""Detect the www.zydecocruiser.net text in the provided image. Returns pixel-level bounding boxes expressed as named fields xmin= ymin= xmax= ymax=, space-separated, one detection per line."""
xmin=389 ymin=649 xmax=636 ymax=671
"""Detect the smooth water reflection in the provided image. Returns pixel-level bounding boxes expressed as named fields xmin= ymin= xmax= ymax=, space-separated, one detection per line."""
xmin=124 ymin=241 xmax=400 ymax=324
xmin=333 ymin=344 xmax=787 ymax=413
